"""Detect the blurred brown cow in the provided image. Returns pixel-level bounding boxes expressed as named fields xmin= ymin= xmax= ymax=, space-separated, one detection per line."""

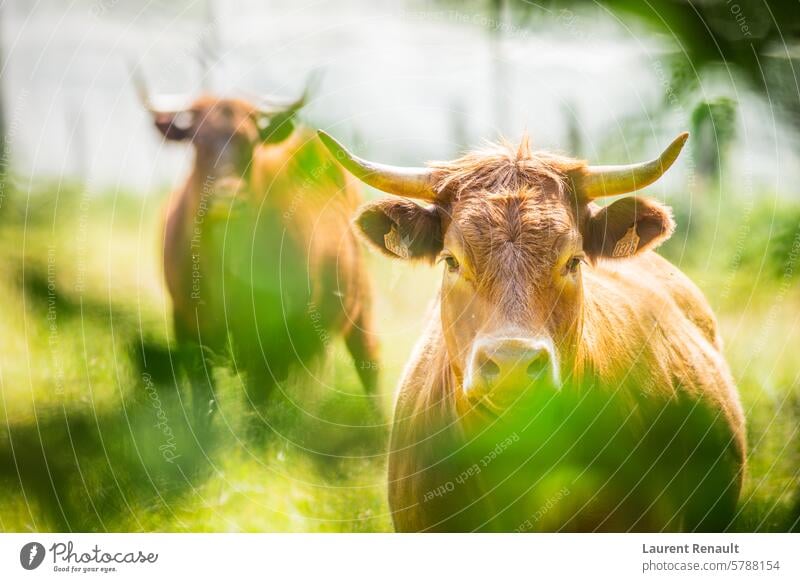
xmin=320 ymin=130 xmax=745 ymax=532
xmin=137 ymin=78 xmax=379 ymax=427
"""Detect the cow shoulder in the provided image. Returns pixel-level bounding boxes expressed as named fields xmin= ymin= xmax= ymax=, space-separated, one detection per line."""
xmin=593 ymin=252 xmax=721 ymax=349
xmin=580 ymin=253 xmax=720 ymax=394
xmin=584 ymin=253 xmax=744 ymax=442
xmin=583 ymin=252 xmax=746 ymax=455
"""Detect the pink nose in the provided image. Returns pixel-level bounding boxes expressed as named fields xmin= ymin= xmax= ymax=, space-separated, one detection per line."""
xmin=465 ymin=337 xmax=557 ymax=399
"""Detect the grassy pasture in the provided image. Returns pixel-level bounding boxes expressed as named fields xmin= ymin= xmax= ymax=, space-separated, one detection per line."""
xmin=0 ymin=182 xmax=797 ymax=532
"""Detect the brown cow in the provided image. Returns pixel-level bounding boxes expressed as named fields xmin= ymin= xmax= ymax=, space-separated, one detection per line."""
xmin=319 ymin=130 xmax=745 ymax=532
xmin=137 ymin=79 xmax=380 ymax=427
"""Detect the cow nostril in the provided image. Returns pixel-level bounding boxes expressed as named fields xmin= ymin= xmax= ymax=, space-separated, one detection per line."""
xmin=478 ymin=355 xmax=500 ymax=382
xmin=527 ymin=352 xmax=549 ymax=380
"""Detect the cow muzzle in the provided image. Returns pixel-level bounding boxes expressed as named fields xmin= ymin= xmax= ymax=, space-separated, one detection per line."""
xmin=208 ymin=177 xmax=249 ymax=221
xmin=463 ymin=335 xmax=560 ymax=405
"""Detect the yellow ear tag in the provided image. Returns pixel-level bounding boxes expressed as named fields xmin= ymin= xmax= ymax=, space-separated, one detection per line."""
xmin=384 ymin=225 xmax=410 ymax=258
xmin=612 ymin=225 xmax=640 ymax=257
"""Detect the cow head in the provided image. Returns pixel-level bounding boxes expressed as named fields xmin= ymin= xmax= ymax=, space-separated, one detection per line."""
xmin=319 ymin=130 xmax=687 ymax=417
xmin=134 ymin=70 xmax=306 ymax=213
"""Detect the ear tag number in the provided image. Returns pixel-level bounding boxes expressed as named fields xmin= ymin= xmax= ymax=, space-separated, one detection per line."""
xmin=384 ymin=225 xmax=410 ymax=258
xmin=612 ymin=225 xmax=640 ymax=257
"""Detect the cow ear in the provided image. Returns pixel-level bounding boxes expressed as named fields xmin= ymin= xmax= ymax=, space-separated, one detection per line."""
xmin=584 ymin=196 xmax=675 ymax=259
xmin=256 ymin=112 xmax=296 ymax=144
xmin=354 ymin=199 xmax=443 ymax=262
xmin=153 ymin=111 xmax=194 ymax=141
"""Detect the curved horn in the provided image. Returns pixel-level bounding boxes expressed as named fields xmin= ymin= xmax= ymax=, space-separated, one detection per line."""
xmin=130 ymin=63 xmax=193 ymax=114
xmin=577 ymin=132 xmax=689 ymax=199
xmin=255 ymin=70 xmax=322 ymax=115
xmin=255 ymin=90 xmax=306 ymax=115
xmin=317 ymin=131 xmax=437 ymax=200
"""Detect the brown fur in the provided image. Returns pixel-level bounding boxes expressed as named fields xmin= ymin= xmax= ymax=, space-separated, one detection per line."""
xmin=353 ymin=135 xmax=745 ymax=532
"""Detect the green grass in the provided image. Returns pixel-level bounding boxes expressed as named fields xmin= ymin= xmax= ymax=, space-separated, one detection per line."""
xmin=0 ymin=182 xmax=797 ymax=531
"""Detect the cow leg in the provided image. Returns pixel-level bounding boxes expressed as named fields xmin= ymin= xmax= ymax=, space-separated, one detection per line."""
xmin=244 ymin=362 xmax=278 ymax=408
xmin=178 ymin=341 xmax=217 ymax=433
xmin=343 ymin=310 xmax=381 ymax=408
xmin=240 ymin=356 xmax=285 ymax=443
xmin=240 ymin=341 xmax=287 ymax=409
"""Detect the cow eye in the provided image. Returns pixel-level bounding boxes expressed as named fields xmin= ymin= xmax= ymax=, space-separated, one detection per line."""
xmin=566 ymin=255 xmax=584 ymax=274
xmin=440 ymin=253 xmax=460 ymax=273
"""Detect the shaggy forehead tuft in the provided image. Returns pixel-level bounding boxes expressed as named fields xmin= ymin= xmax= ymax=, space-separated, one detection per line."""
xmin=429 ymin=134 xmax=586 ymax=201
xmin=449 ymin=192 xmax=578 ymax=278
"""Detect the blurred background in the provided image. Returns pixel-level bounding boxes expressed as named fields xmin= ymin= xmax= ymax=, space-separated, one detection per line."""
xmin=0 ymin=0 xmax=798 ymax=532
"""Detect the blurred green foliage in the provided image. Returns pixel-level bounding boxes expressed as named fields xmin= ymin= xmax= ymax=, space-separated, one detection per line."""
xmin=691 ymin=97 xmax=738 ymax=181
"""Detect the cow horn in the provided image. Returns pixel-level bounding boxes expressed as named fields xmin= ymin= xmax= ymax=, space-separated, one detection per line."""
xmin=255 ymin=91 xmax=306 ymax=115
xmin=256 ymin=70 xmax=322 ymax=115
xmin=577 ymin=132 xmax=689 ymax=199
xmin=317 ymin=131 xmax=437 ymax=200
xmin=130 ymin=63 xmax=193 ymax=114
